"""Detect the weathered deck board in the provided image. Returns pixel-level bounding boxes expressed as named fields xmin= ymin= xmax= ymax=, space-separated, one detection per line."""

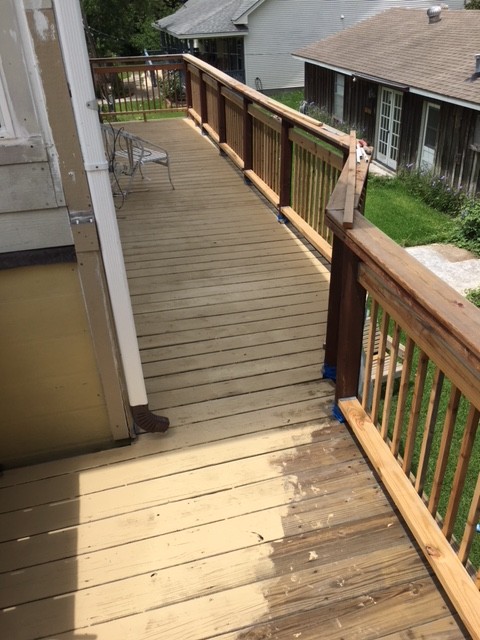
xmin=0 ymin=119 xmax=468 ymax=640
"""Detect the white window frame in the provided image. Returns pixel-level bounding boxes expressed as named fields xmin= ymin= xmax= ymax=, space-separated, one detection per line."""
xmin=0 ymin=72 xmax=14 ymax=139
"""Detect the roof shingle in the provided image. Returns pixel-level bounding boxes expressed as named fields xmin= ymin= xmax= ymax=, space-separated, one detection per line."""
xmin=155 ymin=0 xmax=259 ymax=37
xmin=294 ymin=8 xmax=480 ymax=107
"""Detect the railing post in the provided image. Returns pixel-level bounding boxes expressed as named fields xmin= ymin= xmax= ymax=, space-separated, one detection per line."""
xmin=184 ymin=60 xmax=192 ymax=110
xmin=336 ymin=244 xmax=366 ymax=402
xmin=243 ymin=97 xmax=253 ymax=177
xmin=217 ymin=83 xmax=226 ymax=147
xmin=324 ymin=232 xmax=366 ymax=405
xmin=199 ymin=72 xmax=208 ymax=131
xmin=279 ymin=119 xmax=293 ymax=215
xmin=323 ymin=234 xmax=344 ymax=379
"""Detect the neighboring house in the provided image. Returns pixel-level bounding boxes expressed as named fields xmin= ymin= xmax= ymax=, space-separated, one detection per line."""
xmin=293 ymin=7 xmax=480 ymax=194
xmin=0 ymin=0 xmax=155 ymax=467
xmin=154 ymin=0 xmax=465 ymax=93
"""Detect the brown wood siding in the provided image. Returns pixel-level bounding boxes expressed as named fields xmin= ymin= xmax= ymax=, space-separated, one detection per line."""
xmin=344 ymin=77 xmax=378 ymax=144
xmin=305 ymin=63 xmax=480 ymax=192
xmin=397 ymin=92 xmax=424 ymax=168
xmin=304 ymin=63 xmax=333 ymax=110
xmin=304 ymin=65 xmax=377 ymax=144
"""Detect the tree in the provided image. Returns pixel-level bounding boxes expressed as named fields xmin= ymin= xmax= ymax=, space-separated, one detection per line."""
xmin=465 ymin=1 xmax=480 ymax=8
xmin=81 ymin=0 xmax=184 ymax=57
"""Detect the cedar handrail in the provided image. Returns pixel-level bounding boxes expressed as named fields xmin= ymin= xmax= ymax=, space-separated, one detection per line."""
xmin=324 ymin=176 xmax=480 ymax=638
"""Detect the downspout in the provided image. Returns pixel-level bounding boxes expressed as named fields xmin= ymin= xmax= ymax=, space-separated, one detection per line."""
xmin=52 ymin=0 xmax=168 ymax=434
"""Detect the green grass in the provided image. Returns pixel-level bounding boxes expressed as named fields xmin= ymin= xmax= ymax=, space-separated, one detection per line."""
xmin=364 ymin=176 xmax=456 ymax=247
xmin=269 ymin=89 xmax=304 ymax=111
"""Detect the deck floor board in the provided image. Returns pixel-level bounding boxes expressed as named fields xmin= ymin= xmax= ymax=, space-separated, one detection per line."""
xmin=0 ymin=119 xmax=468 ymax=639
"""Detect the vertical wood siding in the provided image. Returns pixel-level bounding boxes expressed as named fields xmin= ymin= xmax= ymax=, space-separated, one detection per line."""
xmin=306 ymin=64 xmax=480 ymax=193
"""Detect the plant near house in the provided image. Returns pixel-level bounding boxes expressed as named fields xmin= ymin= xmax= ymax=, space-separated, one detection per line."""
xmin=304 ymin=103 xmax=367 ymax=142
xmin=466 ymin=286 xmax=480 ymax=307
xmin=396 ymin=167 xmax=466 ymax=217
xmin=450 ymin=199 xmax=480 ymax=257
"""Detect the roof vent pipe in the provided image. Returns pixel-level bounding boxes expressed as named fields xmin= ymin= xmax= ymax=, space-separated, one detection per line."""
xmin=427 ymin=5 xmax=442 ymax=24
xmin=476 ymin=54 xmax=480 ymax=75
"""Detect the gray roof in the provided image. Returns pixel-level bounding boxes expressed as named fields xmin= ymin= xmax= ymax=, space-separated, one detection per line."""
xmin=294 ymin=8 xmax=480 ymax=108
xmin=155 ymin=0 xmax=261 ymax=38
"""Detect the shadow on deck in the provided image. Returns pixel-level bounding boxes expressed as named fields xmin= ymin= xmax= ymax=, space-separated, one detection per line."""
xmin=0 ymin=119 xmax=469 ymax=639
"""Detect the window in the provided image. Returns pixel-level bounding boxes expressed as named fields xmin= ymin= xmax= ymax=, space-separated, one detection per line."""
xmin=0 ymin=75 xmax=14 ymax=139
xmin=333 ymin=73 xmax=345 ymax=122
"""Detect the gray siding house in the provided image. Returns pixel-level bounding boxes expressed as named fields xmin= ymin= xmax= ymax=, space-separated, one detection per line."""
xmin=154 ymin=0 xmax=465 ymax=93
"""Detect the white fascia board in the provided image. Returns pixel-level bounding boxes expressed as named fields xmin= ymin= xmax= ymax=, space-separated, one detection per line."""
xmin=410 ymin=87 xmax=480 ymax=112
xmin=160 ymin=30 xmax=246 ymax=39
xmin=291 ymin=54 xmax=353 ymax=77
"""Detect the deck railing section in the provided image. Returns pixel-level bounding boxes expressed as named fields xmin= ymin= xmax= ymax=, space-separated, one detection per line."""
xmin=324 ymin=162 xmax=480 ymax=639
xmin=183 ymin=54 xmax=348 ymax=260
xmin=90 ymin=55 xmax=187 ymax=121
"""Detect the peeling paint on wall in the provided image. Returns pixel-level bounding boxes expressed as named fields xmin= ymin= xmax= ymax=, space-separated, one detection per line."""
xmin=32 ymin=9 xmax=56 ymax=42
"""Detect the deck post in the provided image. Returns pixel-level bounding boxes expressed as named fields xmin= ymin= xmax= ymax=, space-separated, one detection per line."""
xmin=334 ymin=242 xmax=366 ymax=403
xmin=217 ymin=84 xmax=226 ymax=147
xmin=243 ymin=97 xmax=253 ymax=178
xmin=184 ymin=60 xmax=192 ymax=111
xmin=279 ymin=118 xmax=293 ymax=219
xmin=323 ymin=234 xmax=344 ymax=379
xmin=199 ymin=71 xmax=208 ymax=132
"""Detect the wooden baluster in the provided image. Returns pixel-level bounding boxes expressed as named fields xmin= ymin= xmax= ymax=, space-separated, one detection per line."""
xmin=443 ymin=403 xmax=479 ymax=541
xmin=403 ymin=349 xmax=429 ymax=477
xmin=390 ymin=336 xmax=415 ymax=458
xmin=371 ymin=309 xmax=390 ymax=424
xmin=380 ymin=322 xmax=401 ymax=441
xmin=415 ymin=367 xmax=445 ymax=495
xmin=361 ymin=299 xmax=378 ymax=410
xmin=428 ymin=385 xmax=461 ymax=515
xmin=458 ymin=471 xmax=480 ymax=565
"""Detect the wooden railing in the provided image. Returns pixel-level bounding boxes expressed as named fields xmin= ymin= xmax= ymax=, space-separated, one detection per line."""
xmin=90 ymin=55 xmax=187 ymax=121
xmin=89 ymin=54 xmax=480 ymax=635
xmin=184 ymin=54 xmax=348 ymax=261
xmin=324 ymin=158 xmax=480 ymax=638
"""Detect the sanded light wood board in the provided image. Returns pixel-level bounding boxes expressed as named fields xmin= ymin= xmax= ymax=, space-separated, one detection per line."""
xmin=339 ymin=397 xmax=480 ymax=640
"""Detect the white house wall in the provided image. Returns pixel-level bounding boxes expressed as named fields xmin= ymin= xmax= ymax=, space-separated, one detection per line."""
xmin=244 ymin=0 xmax=465 ymax=92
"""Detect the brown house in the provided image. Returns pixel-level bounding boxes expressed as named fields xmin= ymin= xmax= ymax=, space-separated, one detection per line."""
xmin=293 ymin=7 xmax=480 ymax=194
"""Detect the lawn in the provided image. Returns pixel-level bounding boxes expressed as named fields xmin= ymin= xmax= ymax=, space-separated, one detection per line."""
xmin=364 ymin=175 xmax=456 ymax=246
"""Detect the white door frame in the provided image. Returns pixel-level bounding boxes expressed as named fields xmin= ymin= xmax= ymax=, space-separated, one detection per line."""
xmin=376 ymin=86 xmax=403 ymax=170
xmin=418 ymin=102 xmax=440 ymax=171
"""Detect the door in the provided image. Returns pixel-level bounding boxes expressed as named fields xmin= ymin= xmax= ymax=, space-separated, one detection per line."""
xmin=376 ymin=87 xmax=403 ymax=170
xmin=419 ymin=103 xmax=440 ymax=170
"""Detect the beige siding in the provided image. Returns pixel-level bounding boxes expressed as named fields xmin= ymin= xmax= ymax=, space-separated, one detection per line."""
xmin=0 ymin=262 xmax=113 ymax=468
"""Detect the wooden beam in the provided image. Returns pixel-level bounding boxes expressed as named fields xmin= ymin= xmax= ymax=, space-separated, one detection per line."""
xmin=339 ymin=397 xmax=480 ymax=640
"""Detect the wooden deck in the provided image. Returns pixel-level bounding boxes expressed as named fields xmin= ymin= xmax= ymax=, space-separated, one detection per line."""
xmin=0 ymin=119 xmax=469 ymax=639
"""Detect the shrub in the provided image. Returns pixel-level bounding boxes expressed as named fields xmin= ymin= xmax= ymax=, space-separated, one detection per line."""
xmin=302 ymin=103 xmax=367 ymax=142
xmin=397 ymin=167 xmax=466 ymax=217
xmin=466 ymin=286 xmax=480 ymax=308
xmin=450 ymin=199 xmax=480 ymax=257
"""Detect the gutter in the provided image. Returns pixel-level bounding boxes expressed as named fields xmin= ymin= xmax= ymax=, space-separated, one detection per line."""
xmin=52 ymin=0 xmax=168 ymax=434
